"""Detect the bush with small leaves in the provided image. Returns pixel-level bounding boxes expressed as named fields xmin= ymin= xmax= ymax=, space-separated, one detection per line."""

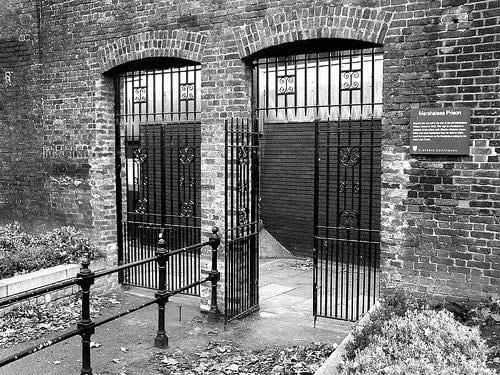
xmin=344 ymin=288 xmax=426 ymax=360
xmin=0 ymin=222 xmax=103 ymax=280
xmin=339 ymin=308 xmax=495 ymax=375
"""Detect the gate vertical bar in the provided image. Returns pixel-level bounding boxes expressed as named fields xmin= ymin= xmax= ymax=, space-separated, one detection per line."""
xmin=251 ymin=117 xmax=260 ymax=308
xmin=313 ymin=118 xmax=320 ymax=324
xmin=115 ymin=76 xmax=124 ymax=284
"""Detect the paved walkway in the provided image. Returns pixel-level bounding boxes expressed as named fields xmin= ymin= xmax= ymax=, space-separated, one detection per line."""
xmin=0 ymin=258 xmax=352 ymax=374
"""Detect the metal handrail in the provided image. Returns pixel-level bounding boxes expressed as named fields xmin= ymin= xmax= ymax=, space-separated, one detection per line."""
xmin=0 ymin=227 xmax=221 ymax=375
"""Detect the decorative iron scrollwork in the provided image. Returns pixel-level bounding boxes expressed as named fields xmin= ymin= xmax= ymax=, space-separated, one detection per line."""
xmin=133 ymin=87 xmax=147 ymax=103
xmin=339 ymin=209 xmax=358 ymax=229
xmin=180 ymin=200 xmax=194 ymax=217
xmin=133 ymin=147 xmax=148 ymax=163
xmin=340 ymin=147 xmax=360 ymax=167
xmin=237 ymin=182 xmax=249 ymax=192
xmin=179 ymin=147 xmax=195 ymax=165
xmin=277 ymin=75 xmax=295 ymax=95
xmin=135 ymin=198 xmax=148 ymax=214
xmin=238 ymin=208 xmax=248 ymax=226
xmin=339 ymin=182 xmax=360 ymax=193
xmin=180 ymin=83 xmax=195 ymax=101
xmin=237 ymin=146 xmax=248 ymax=165
xmin=179 ymin=177 xmax=195 ymax=188
xmin=341 ymin=71 xmax=361 ymax=90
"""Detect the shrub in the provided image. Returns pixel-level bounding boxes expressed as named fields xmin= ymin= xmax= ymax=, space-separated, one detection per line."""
xmin=339 ymin=308 xmax=495 ymax=375
xmin=0 ymin=222 xmax=102 ymax=280
xmin=344 ymin=288 xmax=426 ymax=360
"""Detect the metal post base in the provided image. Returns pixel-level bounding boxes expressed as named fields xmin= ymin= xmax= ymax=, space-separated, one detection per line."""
xmin=154 ymin=334 xmax=168 ymax=349
xmin=208 ymin=307 xmax=220 ymax=323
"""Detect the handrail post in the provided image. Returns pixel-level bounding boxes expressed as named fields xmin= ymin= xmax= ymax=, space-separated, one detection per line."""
xmin=208 ymin=227 xmax=221 ymax=322
xmin=154 ymin=229 xmax=169 ymax=348
xmin=77 ymin=241 xmax=95 ymax=375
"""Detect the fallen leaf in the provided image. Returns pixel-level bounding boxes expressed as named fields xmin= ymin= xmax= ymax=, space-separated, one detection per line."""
xmin=225 ymin=363 xmax=239 ymax=372
xmin=490 ymin=313 xmax=500 ymax=323
xmin=161 ymin=357 xmax=178 ymax=366
xmin=196 ymin=351 xmax=211 ymax=358
xmin=90 ymin=341 xmax=101 ymax=348
xmin=120 ymin=347 xmax=128 ymax=353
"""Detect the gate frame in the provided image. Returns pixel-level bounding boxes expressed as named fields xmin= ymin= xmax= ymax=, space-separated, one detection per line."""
xmin=313 ymin=117 xmax=381 ymax=322
xmin=224 ymin=117 xmax=261 ymax=323
xmin=113 ymin=62 xmax=203 ymax=293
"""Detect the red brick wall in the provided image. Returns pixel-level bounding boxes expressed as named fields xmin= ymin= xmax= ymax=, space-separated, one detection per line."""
xmin=0 ymin=0 xmax=498 ymax=301
xmin=0 ymin=0 xmax=49 ymax=227
xmin=380 ymin=0 xmax=499 ymax=302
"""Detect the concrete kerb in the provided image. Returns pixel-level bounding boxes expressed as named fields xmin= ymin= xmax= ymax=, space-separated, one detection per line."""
xmin=0 ymin=259 xmax=108 ymax=304
xmin=314 ymin=301 xmax=380 ymax=375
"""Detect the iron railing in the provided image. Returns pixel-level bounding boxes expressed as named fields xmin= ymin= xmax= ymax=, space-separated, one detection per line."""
xmin=0 ymin=227 xmax=221 ymax=375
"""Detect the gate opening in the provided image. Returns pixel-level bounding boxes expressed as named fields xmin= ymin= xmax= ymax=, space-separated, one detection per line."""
xmin=115 ymin=60 xmax=202 ymax=295
xmin=252 ymin=44 xmax=383 ymax=321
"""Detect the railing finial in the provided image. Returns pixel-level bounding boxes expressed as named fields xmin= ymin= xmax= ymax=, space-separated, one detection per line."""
xmin=208 ymin=226 xmax=220 ymax=250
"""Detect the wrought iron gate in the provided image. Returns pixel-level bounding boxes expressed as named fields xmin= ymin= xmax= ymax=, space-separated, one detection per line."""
xmin=115 ymin=64 xmax=202 ymax=294
xmin=253 ymin=46 xmax=382 ymax=321
xmin=225 ymin=118 xmax=260 ymax=322
xmin=118 ymin=122 xmax=201 ymax=294
xmin=313 ymin=118 xmax=381 ymax=321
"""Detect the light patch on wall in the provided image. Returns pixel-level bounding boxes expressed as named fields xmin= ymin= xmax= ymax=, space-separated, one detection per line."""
xmin=441 ymin=5 xmax=472 ymax=31
xmin=5 ymin=71 xmax=12 ymax=86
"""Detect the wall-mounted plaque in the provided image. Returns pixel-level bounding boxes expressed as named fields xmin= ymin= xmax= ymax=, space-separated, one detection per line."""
xmin=410 ymin=108 xmax=470 ymax=155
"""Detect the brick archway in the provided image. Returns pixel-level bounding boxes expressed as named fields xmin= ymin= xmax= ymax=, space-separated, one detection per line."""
xmin=89 ymin=30 xmax=208 ymax=258
xmin=97 ymin=30 xmax=208 ymax=72
xmin=233 ymin=5 xmax=393 ymax=59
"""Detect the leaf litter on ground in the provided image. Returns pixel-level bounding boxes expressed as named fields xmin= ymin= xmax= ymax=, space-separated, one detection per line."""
xmin=0 ymin=293 xmax=121 ymax=349
xmin=151 ymin=340 xmax=335 ymax=374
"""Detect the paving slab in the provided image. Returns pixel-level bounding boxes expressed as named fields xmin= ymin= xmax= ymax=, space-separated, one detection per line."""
xmin=259 ymin=283 xmax=296 ymax=300
xmin=0 ymin=258 xmax=352 ymax=374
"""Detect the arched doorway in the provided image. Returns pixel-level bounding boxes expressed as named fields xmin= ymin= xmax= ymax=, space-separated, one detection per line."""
xmin=114 ymin=58 xmax=202 ymax=295
xmin=252 ymin=41 xmax=383 ymax=320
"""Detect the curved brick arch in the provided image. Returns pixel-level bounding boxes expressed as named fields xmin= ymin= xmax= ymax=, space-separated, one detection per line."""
xmin=234 ymin=6 xmax=393 ymax=59
xmin=97 ymin=30 xmax=208 ymax=72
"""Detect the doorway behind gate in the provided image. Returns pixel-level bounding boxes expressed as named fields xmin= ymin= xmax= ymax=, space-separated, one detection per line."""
xmin=115 ymin=62 xmax=202 ymax=296
xmin=250 ymin=44 xmax=383 ymax=321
